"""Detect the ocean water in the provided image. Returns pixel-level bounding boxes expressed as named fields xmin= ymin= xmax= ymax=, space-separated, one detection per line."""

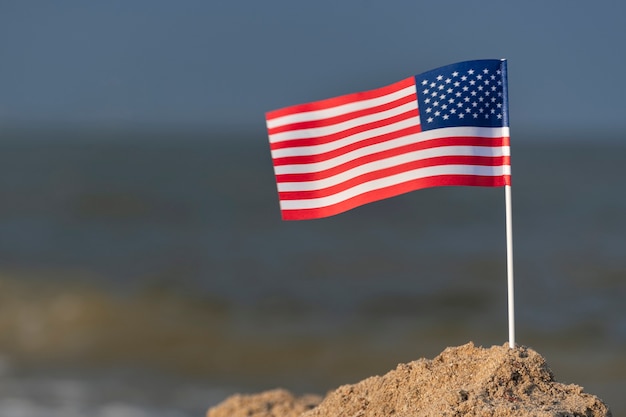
xmin=0 ymin=129 xmax=624 ymax=416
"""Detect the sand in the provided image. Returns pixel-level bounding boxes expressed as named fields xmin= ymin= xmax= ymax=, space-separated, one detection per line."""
xmin=206 ymin=389 xmax=322 ymax=417
xmin=207 ymin=342 xmax=612 ymax=417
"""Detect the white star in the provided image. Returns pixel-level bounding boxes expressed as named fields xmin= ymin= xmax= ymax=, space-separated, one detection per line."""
xmin=468 ymin=69 xmax=475 ymax=75
xmin=473 ymin=113 xmax=478 ymax=118
xmin=424 ymin=97 xmax=430 ymax=104
xmin=484 ymin=80 xmax=490 ymax=85
xmin=470 ymin=90 xmax=477 ymax=96
xmin=462 ymin=86 xmax=469 ymax=92
xmin=464 ymin=97 xmax=470 ymax=102
xmin=436 ymin=74 xmax=444 ymax=81
xmin=439 ymin=94 xmax=446 ymax=100
xmin=433 ymin=101 xmax=439 ymax=107
xmin=422 ymin=79 xmax=429 ymax=85
xmin=441 ymin=104 xmax=448 ymax=110
xmin=450 ymin=108 xmax=456 ymax=114
xmin=491 ymin=108 xmax=496 ymax=114
xmin=443 ymin=114 xmax=449 ymax=120
xmin=465 ymin=107 xmax=472 ymax=113
xmin=483 ymin=68 xmax=489 ymax=74
xmin=469 ymin=80 xmax=476 ymax=86
xmin=435 ymin=111 xmax=441 ymax=116
xmin=478 ymin=85 xmax=484 ymax=91
xmin=457 ymin=102 xmax=464 ymax=108
xmin=497 ymin=103 xmax=502 ymax=108
xmin=478 ymin=96 xmax=484 ymax=102
xmin=490 ymin=75 xmax=496 ymax=80
xmin=458 ymin=113 xmax=465 ymax=118
xmin=431 ymin=91 xmax=438 ymax=97
xmin=455 ymin=92 xmax=462 ymax=98
xmin=426 ymin=107 xmax=432 ymax=113
xmin=445 ymin=78 xmax=451 ymax=84
xmin=448 ymin=98 xmax=455 ymax=104
xmin=423 ymin=89 xmax=430 ymax=95
xmin=430 ymin=82 xmax=436 ymax=88
xmin=497 ymin=114 xmax=502 ymax=119
xmin=476 ymin=74 xmax=483 ymax=80
xmin=461 ymin=75 xmax=468 ymax=81
xmin=427 ymin=117 xmax=434 ymax=123
xmin=452 ymin=71 xmax=459 ymax=77
xmin=497 ymin=69 xmax=501 ymax=75
xmin=454 ymin=81 xmax=461 ymax=87
xmin=472 ymin=101 xmax=478 ymax=107
xmin=447 ymin=88 xmax=453 ymax=94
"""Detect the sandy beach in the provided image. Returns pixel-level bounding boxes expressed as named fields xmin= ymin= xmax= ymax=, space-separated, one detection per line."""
xmin=207 ymin=342 xmax=611 ymax=417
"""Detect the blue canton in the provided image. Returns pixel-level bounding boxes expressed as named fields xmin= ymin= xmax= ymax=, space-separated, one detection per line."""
xmin=414 ymin=59 xmax=509 ymax=131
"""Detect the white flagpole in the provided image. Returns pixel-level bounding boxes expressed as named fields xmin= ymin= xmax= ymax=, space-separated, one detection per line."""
xmin=505 ymin=184 xmax=515 ymax=348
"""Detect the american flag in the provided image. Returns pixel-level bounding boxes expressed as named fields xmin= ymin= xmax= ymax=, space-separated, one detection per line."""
xmin=266 ymin=59 xmax=510 ymax=220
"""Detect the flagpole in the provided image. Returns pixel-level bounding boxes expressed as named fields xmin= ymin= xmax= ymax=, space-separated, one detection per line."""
xmin=505 ymin=184 xmax=515 ymax=348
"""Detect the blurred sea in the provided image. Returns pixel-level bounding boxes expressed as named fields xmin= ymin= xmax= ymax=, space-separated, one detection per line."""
xmin=0 ymin=128 xmax=624 ymax=417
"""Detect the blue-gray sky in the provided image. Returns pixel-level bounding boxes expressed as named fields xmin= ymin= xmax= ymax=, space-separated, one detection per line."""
xmin=2 ymin=1 xmax=625 ymax=135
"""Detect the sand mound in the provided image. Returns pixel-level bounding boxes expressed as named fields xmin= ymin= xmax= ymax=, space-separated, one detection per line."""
xmin=207 ymin=388 xmax=322 ymax=417
xmin=207 ymin=342 xmax=612 ymax=417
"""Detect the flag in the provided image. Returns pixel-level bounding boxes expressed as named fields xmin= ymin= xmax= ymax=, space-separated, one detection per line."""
xmin=266 ymin=59 xmax=510 ymax=221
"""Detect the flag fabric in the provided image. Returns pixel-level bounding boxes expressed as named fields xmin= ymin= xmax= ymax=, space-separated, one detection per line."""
xmin=266 ymin=59 xmax=510 ymax=221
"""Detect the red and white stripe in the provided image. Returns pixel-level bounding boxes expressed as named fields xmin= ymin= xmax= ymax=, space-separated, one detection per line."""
xmin=266 ymin=77 xmax=510 ymax=220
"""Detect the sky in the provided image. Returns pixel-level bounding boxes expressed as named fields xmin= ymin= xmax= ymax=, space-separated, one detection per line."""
xmin=1 ymin=1 xmax=626 ymax=136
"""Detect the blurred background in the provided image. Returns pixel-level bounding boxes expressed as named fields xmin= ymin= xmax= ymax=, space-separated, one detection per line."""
xmin=1 ymin=1 xmax=625 ymax=416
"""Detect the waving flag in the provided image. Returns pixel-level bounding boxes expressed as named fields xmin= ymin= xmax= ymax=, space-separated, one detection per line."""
xmin=266 ymin=59 xmax=510 ymax=220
